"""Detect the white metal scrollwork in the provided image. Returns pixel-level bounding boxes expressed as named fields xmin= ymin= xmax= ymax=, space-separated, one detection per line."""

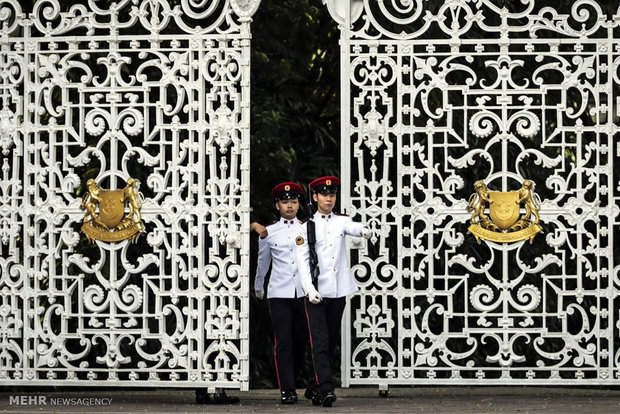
xmin=326 ymin=0 xmax=620 ymax=386
xmin=0 ymin=0 xmax=258 ymax=389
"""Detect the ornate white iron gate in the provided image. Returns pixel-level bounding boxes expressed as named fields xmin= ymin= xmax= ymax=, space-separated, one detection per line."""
xmin=0 ymin=0 xmax=258 ymax=389
xmin=331 ymin=0 xmax=620 ymax=386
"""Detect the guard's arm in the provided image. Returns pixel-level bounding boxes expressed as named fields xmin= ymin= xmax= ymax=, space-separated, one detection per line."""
xmin=295 ymin=225 xmax=315 ymax=295
xmin=255 ymin=236 xmax=270 ymax=293
xmin=344 ymin=218 xmax=370 ymax=238
xmin=250 ymin=222 xmax=268 ymax=238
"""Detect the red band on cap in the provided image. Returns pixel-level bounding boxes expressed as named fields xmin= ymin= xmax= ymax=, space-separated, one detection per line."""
xmin=270 ymin=182 xmax=303 ymax=198
xmin=309 ymin=176 xmax=340 ymax=189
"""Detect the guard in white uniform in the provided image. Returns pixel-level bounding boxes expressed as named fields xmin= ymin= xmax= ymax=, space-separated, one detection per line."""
xmin=296 ymin=176 xmax=371 ymax=407
xmin=255 ymin=182 xmax=307 ymax=405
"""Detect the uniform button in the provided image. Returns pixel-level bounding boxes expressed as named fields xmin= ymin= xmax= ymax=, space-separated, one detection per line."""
xmin=292 ymin=261 xmax=295 ymax=264
xmin=290 ymin=249 xmax=293 ymax=251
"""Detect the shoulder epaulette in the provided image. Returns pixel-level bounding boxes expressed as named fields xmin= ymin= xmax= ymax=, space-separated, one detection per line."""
xmin=265 ymin=221 xmax=277 ymax=227
xmin=334 ymin=212 xmax=349 ymax=217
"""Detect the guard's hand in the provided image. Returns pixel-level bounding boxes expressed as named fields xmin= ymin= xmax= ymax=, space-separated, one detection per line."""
xmin=308 ymin=289 xmax=322 ymax=304
xmin=251 ymin=222 xmax=268 ymax=238
xmin=361 ymin=227 xmax=372 ymax=240
xmin=255 ymin=289 xmax=264 ymax=300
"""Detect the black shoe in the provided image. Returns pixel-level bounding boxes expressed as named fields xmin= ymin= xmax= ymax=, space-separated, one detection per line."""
xmin=305 ymin=389 xmax=321 ymax=406
xmin=195 ymin=389 xmax=240 ymax=405
xmin=320 ymin=391 xmax=337 ymax=407
xmin=280 ymin=390 xmax=298 ymax=404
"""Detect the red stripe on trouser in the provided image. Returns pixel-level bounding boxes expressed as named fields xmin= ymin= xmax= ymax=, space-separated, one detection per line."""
xmin=304 ymin=298 xmax=320 ymax=386
xmin=268 ymin=300 xmax=282 ymax=390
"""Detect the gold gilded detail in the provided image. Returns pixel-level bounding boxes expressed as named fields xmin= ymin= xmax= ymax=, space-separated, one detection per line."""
xmin=80 ymin=178 xmax=144 ymax=243
xmin=467 ymin=179 xmax=541 ymax=243
xmin=489 ymin=191 xmax=520 ymax=230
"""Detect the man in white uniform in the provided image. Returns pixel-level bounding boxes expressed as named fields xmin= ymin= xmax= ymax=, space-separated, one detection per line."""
xmin=296 ymin=176 xmax=371 ymax=407
xmin=255 ymin=182 xmax=308 ymax=404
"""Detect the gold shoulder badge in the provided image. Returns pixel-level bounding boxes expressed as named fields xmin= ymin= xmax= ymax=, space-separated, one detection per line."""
xmin=466 ymin=179 xmax=541 ymax=244
xmin=80 ymin=178 xmax=145 ymax=243
xmin=295 ymin=236 xmax=304 ymax=245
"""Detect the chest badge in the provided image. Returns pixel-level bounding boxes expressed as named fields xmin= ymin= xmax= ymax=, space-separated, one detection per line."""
xmin=295 ymin=236 xmax=304 ymax=245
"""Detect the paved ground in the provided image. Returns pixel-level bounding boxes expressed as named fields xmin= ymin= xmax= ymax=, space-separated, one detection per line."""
xmin=1 ymin=386 xmax=619 ymax=413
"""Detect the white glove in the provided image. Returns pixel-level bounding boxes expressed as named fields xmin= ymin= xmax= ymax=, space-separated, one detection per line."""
xmin=308 ymin=289 xmax=322 ymax=304
xmin=361 ymin=227 xmax=372 ymax=240
xmin=255 ymin=289 xmax=264 ymax=300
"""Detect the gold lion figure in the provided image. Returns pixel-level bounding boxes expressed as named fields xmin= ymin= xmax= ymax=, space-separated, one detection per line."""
xmin=80 ymin=179 xmax=109 ymax=229
xmin=513 ymin=179 xmax=540 ymax=229
xmin=467 ymin=180 xmax=498 ymax=230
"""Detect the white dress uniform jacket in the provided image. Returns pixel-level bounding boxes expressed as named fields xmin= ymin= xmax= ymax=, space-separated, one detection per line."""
xmin=296 ymin=212 xmax=366 ymax=298
xmin=255 ymin=217 xmax=305 ymax=299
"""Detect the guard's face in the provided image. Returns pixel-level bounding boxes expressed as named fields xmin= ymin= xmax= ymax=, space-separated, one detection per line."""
xmin=276 ymin=198 xmax=299 ymax=220
xmin=313 ymin=192 xmax=336 ymax=215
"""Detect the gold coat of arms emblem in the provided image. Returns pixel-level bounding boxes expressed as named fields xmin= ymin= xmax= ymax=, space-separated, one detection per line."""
xmin=467 ymin=179 xmax=541 ymax=243
xmin=80 ymin=178 xmax=144 ymax=243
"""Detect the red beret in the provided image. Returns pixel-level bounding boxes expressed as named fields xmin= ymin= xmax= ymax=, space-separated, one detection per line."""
xmin=271 ymin=182 xmax=303 ymax=200
xmin=309 ymin=176 xmax=340 ymax=194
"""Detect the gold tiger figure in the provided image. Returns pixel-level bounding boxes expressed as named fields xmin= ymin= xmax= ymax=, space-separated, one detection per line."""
xmin=515 ymin=179 xmax=540 ymax=225
xmin=118 ymin=178 xmax=144 ymax=231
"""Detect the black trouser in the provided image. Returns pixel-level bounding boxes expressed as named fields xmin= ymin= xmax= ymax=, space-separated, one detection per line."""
xmin=304 ymin=296 xmax=346 ymax=394
xmin=268 ymin=297 xmax=308 ymax=391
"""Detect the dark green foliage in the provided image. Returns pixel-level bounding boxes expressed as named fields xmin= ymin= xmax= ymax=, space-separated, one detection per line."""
xmin=250 ymin=0 xmax=340 ymax=223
